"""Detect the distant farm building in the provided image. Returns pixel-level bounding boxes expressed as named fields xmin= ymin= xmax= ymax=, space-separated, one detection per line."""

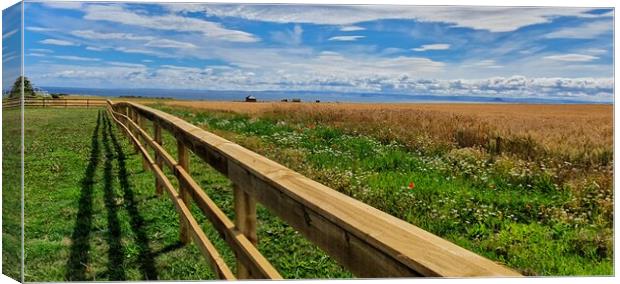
xmin=245 ymin=95 xmax=257 ymax=102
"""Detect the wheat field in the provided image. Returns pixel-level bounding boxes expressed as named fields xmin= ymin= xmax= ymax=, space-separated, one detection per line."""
xmin=162 ymin=101 xmax=612 ymax=165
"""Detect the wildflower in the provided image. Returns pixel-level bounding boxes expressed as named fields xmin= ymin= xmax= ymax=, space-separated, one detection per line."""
xmin=408 ymin=181 xmax=415 ymax=189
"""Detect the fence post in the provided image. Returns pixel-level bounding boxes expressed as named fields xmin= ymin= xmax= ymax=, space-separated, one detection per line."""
xmin=177 ymin=140 xmax=191 ymax=244
xmin=87 ymin=99 xmax=89 ymax=108
xmin=135 ymin=113 xmax=150 ymax=172
xmin=154 ymin=121 xmax=163 ymax=196
xmin=124 ymin=107 xmax=131 ymax=139
xmin=233 ymin=183 xmax=258 ymax=279
xmin=65 ymin=99 xmax=67 ymax=108
xmin=129 ymin=108 xmax=139 ymax=153
xmin=124 ymin=106 xmax=130 ymax=126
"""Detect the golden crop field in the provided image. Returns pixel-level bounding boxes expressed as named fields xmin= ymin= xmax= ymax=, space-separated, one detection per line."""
xmin=163 ymin=101 xmax=613 ymax=165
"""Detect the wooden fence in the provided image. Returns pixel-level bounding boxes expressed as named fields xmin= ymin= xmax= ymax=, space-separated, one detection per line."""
xmin=2 ymin=97 xmax=107 ymax=109
xmin=106 ymin=100 xmax=521 ymax=279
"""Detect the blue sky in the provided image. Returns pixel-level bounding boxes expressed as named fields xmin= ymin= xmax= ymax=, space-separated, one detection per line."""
xmin=5 ymin=1 xmax=615 ymax=101
xmin=2 ymin=2 xmax=21 ymax=92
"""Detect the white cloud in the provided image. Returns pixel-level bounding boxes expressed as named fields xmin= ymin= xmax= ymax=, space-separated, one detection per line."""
xmin=54 ymin=55 xmax=101 ymax=61
xmin=29 ymin=60 xmax=613 ymax=101
xmin=271 ymin=25 xmax=303 ymax=45
xmin=3 ymin=55 xmax=17 ymax=62
xmin=381 ymin=47 xmax=406 ymax=55
xmin=42 ymin=2 xmax=84 ymax=10
xmin=3 ymin=28 xmax=18 ymax=39
xmin=107 ymin=61 xmax=147 ymax=68
xmin=328 ymin=35 xmax=365 ymax=41
xmin=377 ymin=76 xmax=613 ymax=101
xmin=82 ymin=4 xmax=259 ymax=42
xmin=194 ymin=5 xmax=606 ymax=32
xmin=29 ymin=48 xmax=54 ymax=53
xmin=73 ymin=31 xmax=195 ymax=50
xmin=145 ymin=39 xmax=197 ymax=49
xmin=545 ymin=20 xmax=612 ymax=39
xmin=114 ymin=46 xmax=168 ymax=57
xmin=71 ymin=30 xmax=154 ymax=41
xmin=160 ymin=64 xmax=201 ymax=71
xmin=26 ymin=26 xmax=56 ymax=32
xmin=340 ymin=25 xmax=365 ymax=31
xmin=28 ymin=53 xmax=47 ymax=57
xmin=40 ymin=38 xmax=77 ymax=46
xmin=412 ymin=43 xmax=450 ymax=51
xmin=3 ymin=50 xmax=16 ymax=61
xmin=585 ymin=48 xmax=607 ymax=54
xmin=86 ymin=46 xmax=106 ymax=51
xmin=543 ymin=54 xmax=599 ymax=62
xmin=230 ymin=62 xmax=260 ymax=69
xmin=462 ymin=59 xmax=503 ymax=69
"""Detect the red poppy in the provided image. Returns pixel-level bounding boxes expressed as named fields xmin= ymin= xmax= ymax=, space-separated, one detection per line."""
xmin=408 ymin=182 xmax=415 ymax=189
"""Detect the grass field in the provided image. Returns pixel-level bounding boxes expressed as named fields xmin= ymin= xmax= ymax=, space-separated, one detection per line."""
xmin=22 ymin=108 xmax=349 ymax=281
xmin=150 ymin=101 xmax=613 ymax=276
xmin=2 ymin=108 xmax=22 ymax=281
xmin=17 ymin=101 xmax=614 ymax=279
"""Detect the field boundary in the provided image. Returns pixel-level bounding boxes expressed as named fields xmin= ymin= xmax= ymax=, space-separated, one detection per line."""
xmin=106 ymin=100 xmax=521 ymax=279
xmin=2 ymin=97 xmax=107 ymax=109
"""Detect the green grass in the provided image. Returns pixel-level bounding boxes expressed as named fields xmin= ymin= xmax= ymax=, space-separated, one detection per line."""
xmin=22 ymin=108 xmax=349 ymax=281
xmin=151 ymin=105 xmax=613 ymax=276
xmin=2 ymin=108 xmax=22 ymax=281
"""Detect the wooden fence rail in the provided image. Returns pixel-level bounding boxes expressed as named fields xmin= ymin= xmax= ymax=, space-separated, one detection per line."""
xmin=2 ymin=97 xmax=107 ymax=109
xmin=106 ymin=100 xmax=521 ymax=279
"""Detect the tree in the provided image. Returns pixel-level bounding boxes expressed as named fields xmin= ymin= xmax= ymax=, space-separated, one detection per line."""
xmin=9 ymin=76 xmax=35 ymax=98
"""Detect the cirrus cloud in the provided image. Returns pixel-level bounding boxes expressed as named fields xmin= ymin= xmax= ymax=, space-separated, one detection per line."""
xmin=40 ymin=38 xmax=77 ymax=46
xmin=328 ymin=35 xmax=365 ymax=41
xmin=543 ymin=54 xmax=599 ymax=62
xmin=82 ymin=4 xmax=260 ymax=43
xmin=179 ymin=5 xmax=609 ymax=32
xmin=412 ymin=43 xmax=451 ymax=51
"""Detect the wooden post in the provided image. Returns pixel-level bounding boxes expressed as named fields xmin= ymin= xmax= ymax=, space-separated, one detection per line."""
xmin=154 ymin=122 xmax=163 ymax=196
xmin=129 ymin=108 xmax=139 ymax=153
xmin=124 ymin=107 xmax=130 ymax=127
xmin=65 ymin=99 xmax=68 ymax=108
xmin=234 ymin=183 xmax=258 ymax=279
xmin=135 ymin=113 xmax=150 ymax=171
xmin=177 ymin=140 xmax=191 ymax=244
xmin=87 ymin=99 xmax=89 ymax=108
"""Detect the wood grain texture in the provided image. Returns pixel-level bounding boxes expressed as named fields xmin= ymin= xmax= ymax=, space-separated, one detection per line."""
xmin=233 ymin=183 xmax=258 ymax=279
xmin=154 ymin=122 xmax=164 ymax=195
xmin=177 ymin=139 xmax=192 ymax=244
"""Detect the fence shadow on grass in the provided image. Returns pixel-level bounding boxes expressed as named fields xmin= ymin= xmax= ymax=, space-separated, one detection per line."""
xmin=101 ymin=114 xmax=127 ymax=280
xmin=65 ymin=111 xmax=101 ymax=281
xmin=104 ymin=112 xmax=159 ymax=280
